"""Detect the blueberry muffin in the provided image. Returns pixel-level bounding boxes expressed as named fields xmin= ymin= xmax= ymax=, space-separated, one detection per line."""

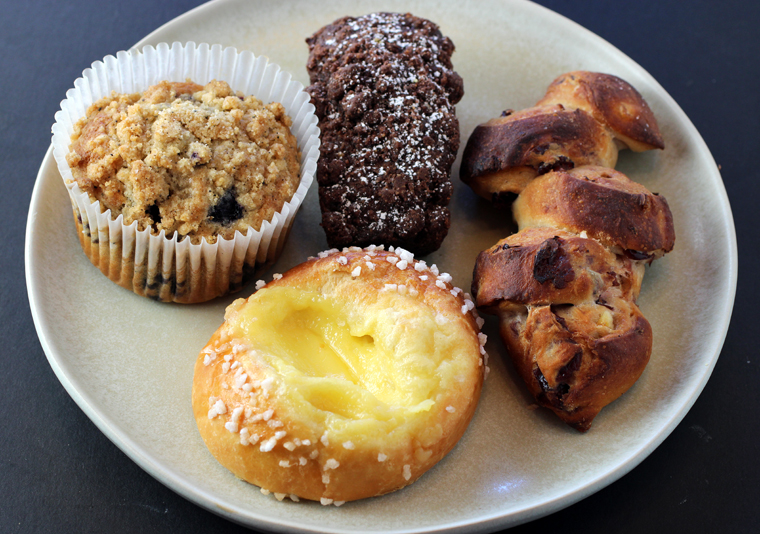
xmin=66 ymin=79 xmax=301 ymax=244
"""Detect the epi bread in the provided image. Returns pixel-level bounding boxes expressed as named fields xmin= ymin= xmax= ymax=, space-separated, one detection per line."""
xmin=467 ymin=72 xmax=674 ymax=431
xmin=192 ymin=246 xmax=486 ymax=503
xmin=460 ymin=105 xmax=618 ymax=207
xmin=460 ymin=71 xmax=663 ymax=206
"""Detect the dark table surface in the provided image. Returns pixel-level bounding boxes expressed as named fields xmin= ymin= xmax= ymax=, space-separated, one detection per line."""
xmin=2 ymin=1 xmax=757 ymax=533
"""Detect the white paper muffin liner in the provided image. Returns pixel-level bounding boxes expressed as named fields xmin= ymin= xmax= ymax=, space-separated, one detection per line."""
xmin=51 ymin=42 xmax=320 ymax=303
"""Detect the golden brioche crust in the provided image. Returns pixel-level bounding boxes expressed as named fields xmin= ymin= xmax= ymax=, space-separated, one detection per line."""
xmin=472 ymin=229 xmax=651 ymax=431
xmin=513 ymin=166 xmax=675 ymax=258
xmin=193 ymin=246 xmax=486 ymax=503
xmin=536 ymin=71 xmax=664 ymax=152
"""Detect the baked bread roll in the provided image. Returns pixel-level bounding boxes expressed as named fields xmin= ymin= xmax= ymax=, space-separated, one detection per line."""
xmin=467 ymin=72 xmax=674 ymax=431
xmin=473 ymin=227 xmax=652 ymax=431
xmin=536 ymin=71 xmax=665 ymax=152
xmin=460 ymin=71 xmax=663 ymax=205
xmin=460 ymin=105 xmax=618 ymax=207
xmin=193 ymin=246 xmax=486 ymax=503
xmin=514 ymin=166 xmax=675 ymax=260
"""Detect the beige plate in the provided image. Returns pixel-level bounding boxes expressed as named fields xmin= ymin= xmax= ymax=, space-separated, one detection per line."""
xmin=26 ymin=0 xmax=737 ymax=532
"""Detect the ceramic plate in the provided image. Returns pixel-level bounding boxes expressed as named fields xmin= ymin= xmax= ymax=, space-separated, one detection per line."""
xmin=25 ymin=0 xmax=737 ymax=532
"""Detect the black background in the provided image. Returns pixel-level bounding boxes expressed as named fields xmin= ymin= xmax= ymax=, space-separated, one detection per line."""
xmin=1 ymin=1 xmax=757 ymax=533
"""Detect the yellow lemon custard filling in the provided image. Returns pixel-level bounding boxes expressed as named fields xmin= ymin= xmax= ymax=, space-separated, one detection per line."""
xmin=192 ymin=246 xmax=487 ymax=504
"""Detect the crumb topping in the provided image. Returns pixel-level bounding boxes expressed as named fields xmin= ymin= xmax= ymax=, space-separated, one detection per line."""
xmin=66 ymin=79 xmax=301 ymax=243
xmin=306 ymin=13 xmax=463 ymax=253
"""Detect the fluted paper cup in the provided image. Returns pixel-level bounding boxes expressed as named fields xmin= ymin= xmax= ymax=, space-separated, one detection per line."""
xmin=51 ymin=42 xmax=319 ymax=303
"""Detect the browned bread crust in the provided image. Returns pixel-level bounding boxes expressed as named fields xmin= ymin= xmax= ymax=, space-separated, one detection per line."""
xmin=473 ymin=227 xmax=644 ymax=310
xmin=468 ymin=73 xmax=673 ymax=431
xmin=472 ymin=228 xmax=651 ymax=431
xmin=460 ymin=106 xmax=618 ymax=207
xmin=514 ymin=166 xmax=675 ymax=259
xmin=536 ymin=71 xmax=664 ymax=152
xmin=500 ymin=303 xmax=652 ymax=432
xmin=460 ymin=71 xmax=663 ymax=202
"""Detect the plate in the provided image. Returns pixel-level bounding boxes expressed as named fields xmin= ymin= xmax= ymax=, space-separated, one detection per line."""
xmin=25 ymin=0 xmax=737 ymax=532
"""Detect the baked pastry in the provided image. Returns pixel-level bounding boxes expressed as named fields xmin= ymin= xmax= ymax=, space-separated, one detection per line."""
xmin=514 ymin=166 xmax=675 ymax=261
xmin=473 ymin=227 xmax=653 ymax=431
xmin=66 ymin=79 xmax=301 ymax=244
xmin=460 ymin=105 xmax=618 ymax=207
xmin=305 ymin=13 xmax=463 ymax=254
xmin=192 ymin=246 xmax=486 ymax=503
xmin=467 ymin=72 xmax=674 ymax=431
xmin=460 ymin=71 xmax=663 ymax=206
xmin=536 ymin=71 xmax=665 ymax=153
xmin=52 ymin=43 xmax=320 ymax=303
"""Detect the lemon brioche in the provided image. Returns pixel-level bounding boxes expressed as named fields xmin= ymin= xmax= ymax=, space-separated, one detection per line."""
xmin=192 ymin=246 xmax=486 ymax=503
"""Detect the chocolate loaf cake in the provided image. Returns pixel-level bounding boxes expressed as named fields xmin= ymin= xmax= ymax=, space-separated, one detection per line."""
xmin=306 ymin=12 xmax=463 ymax=254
